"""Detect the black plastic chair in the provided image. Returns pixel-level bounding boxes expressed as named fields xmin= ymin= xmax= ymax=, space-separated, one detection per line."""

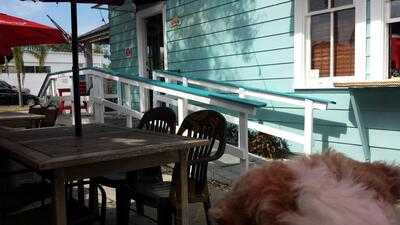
xmin=92 ymin=107 xmax=177 ymax=225
xmin=0 ymin=158 xmax=107 ymax=225
xmin=0 ymin=169 xmax=51 ymax=223
xmin=129 ymin=110 xmax=227 ymax=225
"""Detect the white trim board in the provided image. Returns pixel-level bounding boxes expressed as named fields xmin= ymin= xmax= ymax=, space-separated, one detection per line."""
xmin=135 ymin=1 xmax=167 ymax=111
xmin=293 ymin=0 xmax=367 ymax=89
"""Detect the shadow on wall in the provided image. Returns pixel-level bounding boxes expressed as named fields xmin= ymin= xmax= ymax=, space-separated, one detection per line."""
xmin=167 ymin=0 xmax=295 ymax=91
xmin=255 ymin=107 xmax=348 ymax=152
xmin=348 ymin=88 xmax=400 ymax=147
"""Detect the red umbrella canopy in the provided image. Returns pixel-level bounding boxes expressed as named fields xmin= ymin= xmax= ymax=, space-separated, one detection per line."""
xmin=0 ymin=13 xmax=66 ymax=48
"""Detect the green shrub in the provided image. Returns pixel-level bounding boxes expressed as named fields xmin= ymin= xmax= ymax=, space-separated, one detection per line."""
xmin=226 ymin=123 xmax=293 ymax=159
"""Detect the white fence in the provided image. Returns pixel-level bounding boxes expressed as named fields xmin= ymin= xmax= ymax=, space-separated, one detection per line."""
xmin=39 ymin=68 xmax=332 ymax=173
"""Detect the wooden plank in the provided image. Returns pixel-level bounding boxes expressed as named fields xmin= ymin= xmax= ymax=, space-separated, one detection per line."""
xmin=177 ymin=149 xmax=189 ymax=225
xmin=0 ymin=124 xmax=208 ymax=170
xmin=53 ymin=169 xmax=67 ymax=225
xmin=0 ymin=111 xmax=45 ymax=121
xmin=42 ymin=138 xmax=206 ymax=170
xmin=63 ymin=150 xmax=180 ymax=180
xmin=0 ymin=137 xmax=50 ymax=170
xmin=335 ymin=79 xmax=400 ymax=88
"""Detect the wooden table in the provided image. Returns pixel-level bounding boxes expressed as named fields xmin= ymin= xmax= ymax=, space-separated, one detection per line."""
xmin=0 ymin=124 xmax=208 ymax=225
xmin=0 ymin=111 xmax=45 ymax=128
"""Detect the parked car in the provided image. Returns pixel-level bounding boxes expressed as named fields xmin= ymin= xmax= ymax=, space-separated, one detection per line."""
xmin=0 ymin=81 xmax=38 ymax=105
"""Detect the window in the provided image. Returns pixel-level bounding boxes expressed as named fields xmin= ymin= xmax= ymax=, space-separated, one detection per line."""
xmin=294 ymin=0 xmax=366 ymax=88
xmin=390 ymin=0 xmax=400 ymax=19
xmin=24 ymin=66 xmax=35 ymax=73
xmin=0 ymin=66 xmax=51 ymax=74
xmin=35 ymin=66 xmax=51 ymax=73
xmin=370 ymin=0 xmax=400 ymax=80
xmin=388 ymin=1 xmax=400 ymax=78
xmin=309 ymin=0 xmax=355 ymax=78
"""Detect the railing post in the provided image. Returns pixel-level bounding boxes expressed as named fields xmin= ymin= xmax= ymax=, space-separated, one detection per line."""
xmin=304 ymin=99 xmax=314 ymax=155
xmin=86 ymin=75 xmax=93 ymax=115
xmin=237 ymin=88 xmax=249 ymax=172
xmin=117 ymin=81 xmax=122 ymax=106
xmin=164 ymin=77 xmax=171 ymax=108
xmin=70 ymin=74 xmax=75 ymax=125
xmin=125 ymin=83 xmax=133 ymax=128
xmin=51 ymin=79 xmax=57 ymax=97
xmin=152 ymin=73 xmax=161 ymax=108
xmin=239 ymin=112 xmax=249 ymax=173
xmin=93 ymin=76 xmax=104 ymax=124
xmin=177 ymin=77 xmax=188 ymax=125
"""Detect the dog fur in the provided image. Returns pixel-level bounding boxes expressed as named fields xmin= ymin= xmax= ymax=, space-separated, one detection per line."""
xmin=209 ymin=152 xmax=400 ymax=225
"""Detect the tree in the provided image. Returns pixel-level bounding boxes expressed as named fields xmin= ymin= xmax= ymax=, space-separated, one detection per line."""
xmin=12 ymin=47 xmax=24 ymax=106
xmin=27 ymin=45 xmax=50 ymax=72
xmin=50 ymin=43 xmax=71 ymax=52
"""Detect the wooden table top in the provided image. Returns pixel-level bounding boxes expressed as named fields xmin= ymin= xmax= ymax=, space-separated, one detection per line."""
xmin=0 ymin=124 xmax=208 ymax=171
xmin=0 ymin=111 xmax=45 ymax=121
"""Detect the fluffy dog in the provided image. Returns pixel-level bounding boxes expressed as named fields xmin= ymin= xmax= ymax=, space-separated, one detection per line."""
xmin=210 ymin=152 xmax=400 ymax=225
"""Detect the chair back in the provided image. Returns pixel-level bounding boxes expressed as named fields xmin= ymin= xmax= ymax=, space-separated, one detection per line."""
xmin=176 ymin=110 xmax=227 ymax=190
xmin=29 ymin=105 xmax=58 ymax=127
xmin=137 ymin=107 xmax=177 ymax=134
xmin=132 ymin=107 xmax=177 ymax=183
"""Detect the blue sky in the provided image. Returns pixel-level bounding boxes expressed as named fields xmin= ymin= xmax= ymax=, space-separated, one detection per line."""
xmin=0 ymin=0 xmax=109 ymax=35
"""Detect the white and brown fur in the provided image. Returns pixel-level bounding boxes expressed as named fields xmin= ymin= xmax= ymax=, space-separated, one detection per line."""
xmin=210 ymin=152 xmax=400 ymax=225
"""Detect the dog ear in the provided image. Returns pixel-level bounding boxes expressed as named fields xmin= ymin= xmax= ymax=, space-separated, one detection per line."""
xmin=209 ymin=184 xmax=251 ymax=225
xmin=210 ymin=161 xmax=297 ymax=225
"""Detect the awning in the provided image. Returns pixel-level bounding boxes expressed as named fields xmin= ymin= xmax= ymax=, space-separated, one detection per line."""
xmin=78 ymin=23 xmax=109 ymax=44
xmin=0 ymin=13 xmax=66 ymax=47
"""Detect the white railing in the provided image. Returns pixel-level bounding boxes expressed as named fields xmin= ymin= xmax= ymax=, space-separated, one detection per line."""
xmin=39 ymin=68 xmax=332 ymax=173
xmin=152 ymin=70 xmax=332 ymax=156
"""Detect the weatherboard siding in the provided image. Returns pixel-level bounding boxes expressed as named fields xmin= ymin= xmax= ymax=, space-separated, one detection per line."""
xmin=166 ymin=0 xmax=294 ymax=92
xmin=109 ymin=0 xmax=400 ymax=163
xmin=109 ymin=1 xmax=137 ymax=75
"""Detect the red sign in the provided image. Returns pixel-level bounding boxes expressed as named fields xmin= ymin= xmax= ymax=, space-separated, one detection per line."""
xmin=124 ymin=47 xmax=132 ymax=58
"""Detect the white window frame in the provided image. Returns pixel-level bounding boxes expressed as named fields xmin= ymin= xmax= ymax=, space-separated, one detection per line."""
xmin=294 ymin=0 xmax=366 ymax=89
xmin=370 ymin=0 xmax=400 ymax=80
xmin=136 ymin=1 xmax=168 ymax=111
xmin=136 ymin=1 xmax=168 ymax=78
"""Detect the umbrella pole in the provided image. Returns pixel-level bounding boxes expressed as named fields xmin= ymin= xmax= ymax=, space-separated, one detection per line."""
xmin=71 ymin=0 xmax=82 ymax=137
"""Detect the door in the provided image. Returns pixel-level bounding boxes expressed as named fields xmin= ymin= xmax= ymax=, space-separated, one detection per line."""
xmin=145 ymin=13 xmax=164 ymax=108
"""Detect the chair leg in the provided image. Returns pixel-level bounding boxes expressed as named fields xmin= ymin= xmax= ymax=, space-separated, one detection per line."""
xmin=88 ymin=182 xmax=99 ymax=213
xmin=77 ymin=180 xmax=85 ymax=206
xmin=97 ymin=184 xmax=107 ymax=225
xmin=135 ymin=199 xmax=144 ymax=215
xmin=116 ymin=187 xmax=130 ymax=225
xmin=157 ymin=202 xmax=172 ymax=225
xmin=203 ymin=197 xmax=212 ymax=225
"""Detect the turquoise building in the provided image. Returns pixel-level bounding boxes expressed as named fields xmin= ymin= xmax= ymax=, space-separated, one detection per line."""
xmin=107 ymin=0 xmax=400 ymax=162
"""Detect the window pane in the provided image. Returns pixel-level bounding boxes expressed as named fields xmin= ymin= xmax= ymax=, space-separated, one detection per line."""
xmin=391 ymin=0 xmax=400 ymax=18
xmin=24 ymin=66 xmax=35 ymax=73
xmin=332 ymin=0 xmax=353 ymax=8
xmin=309 ymin=0 xmax=328 ymax=12
xmin=389 ymin=22 xmax=400 ymax=78
xmin=311 ymin=13 xmax=331 ymax=77
xmin=334 ymin=9 xmax=355 ymax=77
